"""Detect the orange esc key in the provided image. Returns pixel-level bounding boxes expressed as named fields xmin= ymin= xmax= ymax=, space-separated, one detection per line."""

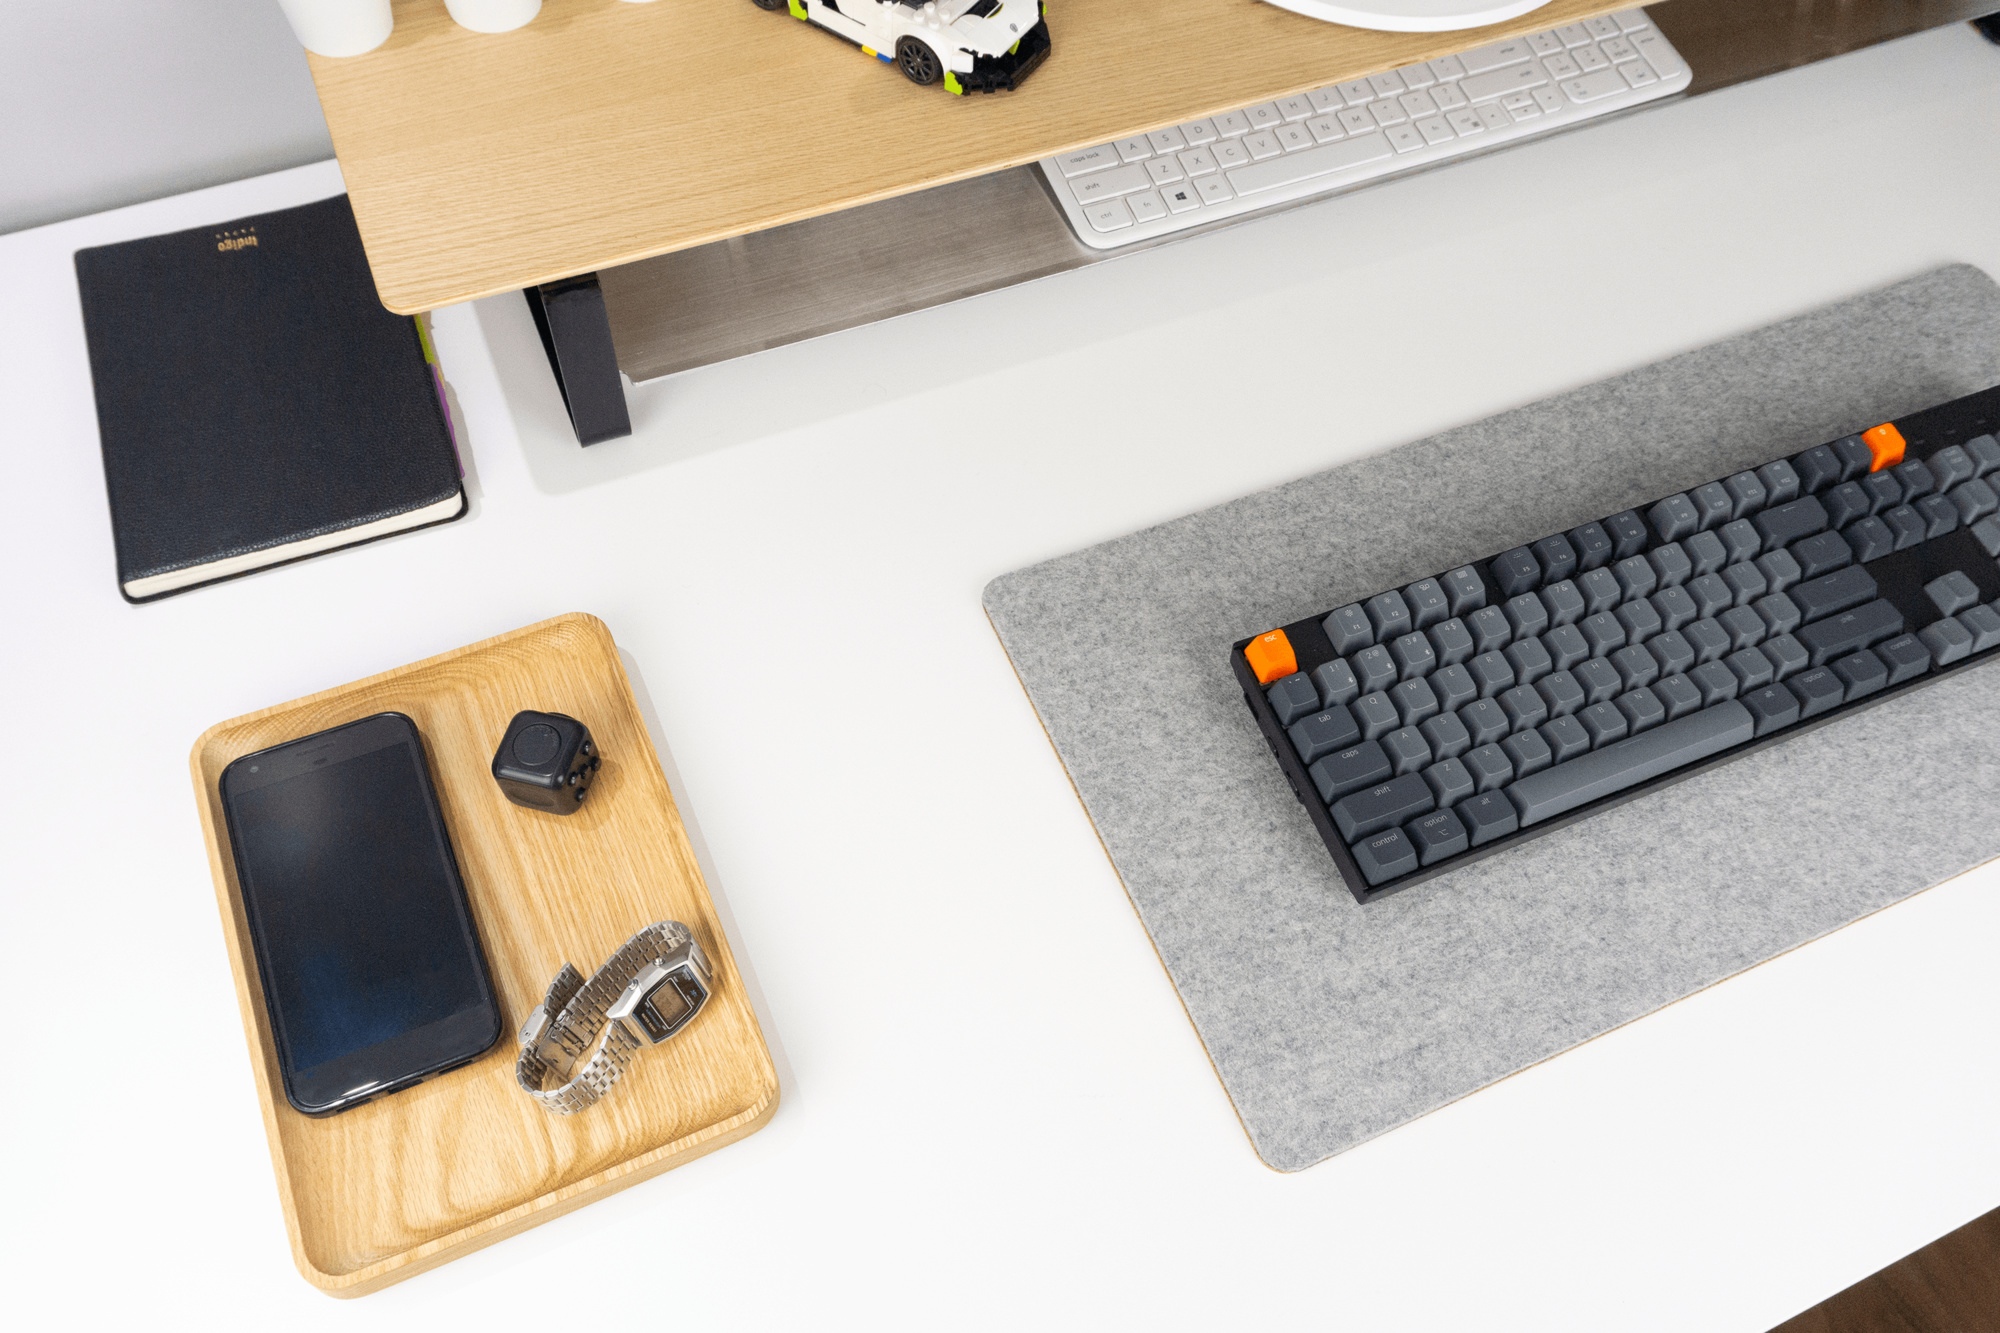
xmin=1244 ymin=629 xmax=1297 ymax=685
xmin=1862 ymin=422 xmax=1906 ymax=471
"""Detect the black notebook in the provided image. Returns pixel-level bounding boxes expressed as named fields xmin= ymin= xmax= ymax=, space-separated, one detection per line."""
xmin=75 ymin=195 xmax=464 ymax=602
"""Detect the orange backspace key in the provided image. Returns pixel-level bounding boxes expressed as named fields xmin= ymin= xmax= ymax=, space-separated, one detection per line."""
xmin=1244 ymin=629 xmax=1297 ymax=685
xmin=1861 ymin=422 xmax=1906 ymax=471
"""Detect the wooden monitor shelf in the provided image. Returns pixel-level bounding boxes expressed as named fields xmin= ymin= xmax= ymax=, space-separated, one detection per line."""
xmin=308 ymin=0 xmax=1635 ymax=313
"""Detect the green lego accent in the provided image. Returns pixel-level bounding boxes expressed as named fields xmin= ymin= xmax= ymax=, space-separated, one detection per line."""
xmin=787 ymin=0 xmax=807 ymax=18
xmin=944 ymin=71 xmax=964 ymax=95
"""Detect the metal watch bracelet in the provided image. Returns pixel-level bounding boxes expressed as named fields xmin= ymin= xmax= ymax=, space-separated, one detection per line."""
xmin=515 ymin=920 xmax=712 ymax=1115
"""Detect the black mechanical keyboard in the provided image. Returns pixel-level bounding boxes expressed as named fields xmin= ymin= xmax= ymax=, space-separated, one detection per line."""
xmin=1233 ymin=385 xmax=2000 ymax=903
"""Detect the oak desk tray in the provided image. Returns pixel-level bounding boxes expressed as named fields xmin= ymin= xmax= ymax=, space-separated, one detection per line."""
xmin=190 ymin=613 xmax=778 ymax=1296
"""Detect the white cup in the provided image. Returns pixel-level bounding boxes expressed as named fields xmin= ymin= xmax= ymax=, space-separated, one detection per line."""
xmin=443 ymin=0 xmax=544 ymax=32
xmin=276 ymin=0 xmax=394 ymax=57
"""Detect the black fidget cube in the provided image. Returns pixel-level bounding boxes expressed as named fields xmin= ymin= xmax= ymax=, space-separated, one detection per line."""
xmin=491 ymin=711 xmax=600 ymax=815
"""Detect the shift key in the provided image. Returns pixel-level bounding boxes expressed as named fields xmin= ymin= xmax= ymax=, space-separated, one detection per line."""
xmin=1798 ymin=599 xmax=1903 ymax=665
xmin=1330 ymin=773 xmax=1435 ymax=841
xmin=1068 ymin=164 xmax=1154 ymax=202
xmin=1228 ymin=133 xmax=1393 ymax=196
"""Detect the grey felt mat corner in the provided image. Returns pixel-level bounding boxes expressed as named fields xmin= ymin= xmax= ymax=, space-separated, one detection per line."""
xmin=985 ymin=265 xmax=2000 ymax=1173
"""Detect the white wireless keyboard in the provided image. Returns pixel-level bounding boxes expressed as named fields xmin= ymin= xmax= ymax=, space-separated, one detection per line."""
xmin=1039 ymin=9 xmax=1690 ymax=250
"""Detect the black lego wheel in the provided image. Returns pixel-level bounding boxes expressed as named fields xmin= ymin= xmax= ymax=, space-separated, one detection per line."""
xmin=896 ymin=36 xmax=942 ymax=86
xmin=750 ymin=0 xmax=786 ymax=11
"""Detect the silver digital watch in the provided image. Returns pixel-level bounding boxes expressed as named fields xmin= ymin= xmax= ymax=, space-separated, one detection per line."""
xmin=515 ymin=920 xmax=711 ymax=1115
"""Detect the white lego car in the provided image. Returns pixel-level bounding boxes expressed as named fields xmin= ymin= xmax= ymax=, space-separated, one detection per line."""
xmin=752 ymin=0 xmax=1051 ymax=95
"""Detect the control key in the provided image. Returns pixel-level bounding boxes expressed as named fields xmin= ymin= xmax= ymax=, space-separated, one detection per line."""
xmin=1353 ymin=827 xmax=1420 ymax=885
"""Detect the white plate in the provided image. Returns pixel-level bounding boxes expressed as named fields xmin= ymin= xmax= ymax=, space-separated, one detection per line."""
xmin=1262 ymin=0 xmax=1554 ymax=33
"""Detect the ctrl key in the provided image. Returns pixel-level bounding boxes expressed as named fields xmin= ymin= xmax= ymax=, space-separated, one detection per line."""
xmin=1352 ymin=827 xmax=1420 ymax=886
xmin=1875 ymin=633 xmax=1931 ymax=685
xmin=1084 ymin=198 xmax=1135 ymax=233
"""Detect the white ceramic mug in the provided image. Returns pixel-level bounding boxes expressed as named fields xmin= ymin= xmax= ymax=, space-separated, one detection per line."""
xmin=443 ymin=0 xmax=544 ymax=32
xmin=276 ymin=0 xmax=393 ymax=57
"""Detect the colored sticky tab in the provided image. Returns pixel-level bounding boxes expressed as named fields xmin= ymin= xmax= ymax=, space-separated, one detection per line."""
xmin=1861 ymin=422 xmax=1906 ymax=471
xmin=1244 ymin=629 xmax=1297 ymax=685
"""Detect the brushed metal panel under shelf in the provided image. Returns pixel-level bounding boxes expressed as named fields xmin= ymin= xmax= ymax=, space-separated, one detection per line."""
xmin=601 ymin=0 xmax=1999 ymax=385
xmin=602 ymin=110 xmax=1657 ymax=382
xmin=600 ymin=170 xmax=1095 ymax=383
xmin=602 ymin=132 xmax=1624 ymax=382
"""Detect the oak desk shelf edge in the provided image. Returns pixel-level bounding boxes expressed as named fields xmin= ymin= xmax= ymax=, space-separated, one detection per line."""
xmin=307 ymin=0 xmax=1641 ymax=312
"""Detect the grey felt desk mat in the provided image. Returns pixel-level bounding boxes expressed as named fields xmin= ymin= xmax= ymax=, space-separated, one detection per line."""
xmin=984 ymin=265 xmax=2000 ymax=1172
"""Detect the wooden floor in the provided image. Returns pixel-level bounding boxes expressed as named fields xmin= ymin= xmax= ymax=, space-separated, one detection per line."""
xmin=1774 ymin=1207 xmax=2000 ymax=1333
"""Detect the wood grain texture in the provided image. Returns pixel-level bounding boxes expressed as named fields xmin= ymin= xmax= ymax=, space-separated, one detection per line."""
xmin=1773 ymin=1207 xmax=2000 ymax=1333
xmin=190 ymin=613 xmax=778 ymax=1296
xmin=308 ymin=0 xmax=1640 ymax=312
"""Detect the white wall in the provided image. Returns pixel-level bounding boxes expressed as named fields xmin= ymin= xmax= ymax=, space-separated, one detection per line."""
xmin=0 ymin=0 xmax=332 ymax=234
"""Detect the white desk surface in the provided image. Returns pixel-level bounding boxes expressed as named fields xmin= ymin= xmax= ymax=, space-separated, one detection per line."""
xmin=4 ymin=22 xmax=1998 ymax=1329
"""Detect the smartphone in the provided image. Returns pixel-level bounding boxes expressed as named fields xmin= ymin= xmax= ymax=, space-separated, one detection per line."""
xmin=220 ymin=712 xmax=502 ymax=1116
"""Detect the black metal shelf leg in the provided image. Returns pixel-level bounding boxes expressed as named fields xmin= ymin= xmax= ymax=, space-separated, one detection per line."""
xmin=524 ymin=274 xmax=632 ymax=446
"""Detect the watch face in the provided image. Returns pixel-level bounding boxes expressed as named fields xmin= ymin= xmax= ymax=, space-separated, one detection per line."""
xmin=648 ymin=984 xmax=692 ymax=1029
xmin=637 ymin=970 xmax=702 ymax=1040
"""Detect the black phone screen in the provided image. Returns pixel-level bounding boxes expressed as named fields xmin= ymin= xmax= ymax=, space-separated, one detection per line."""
xmin=223 ymin=714 xmax=498 ymax=1114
